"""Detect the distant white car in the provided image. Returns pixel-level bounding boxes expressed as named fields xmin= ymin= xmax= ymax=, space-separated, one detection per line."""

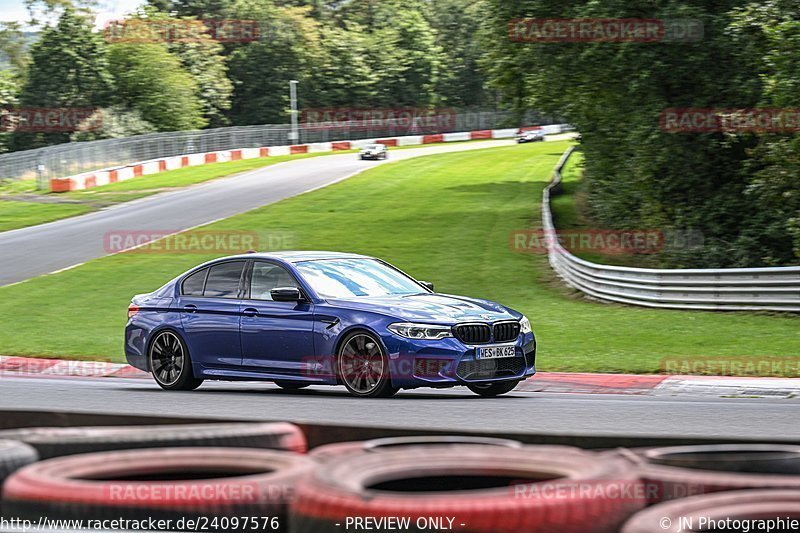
xmin=359 ymin=143 xmax=389 ymax=160
xmin=517 ymin=130 xmax=544 ymax=143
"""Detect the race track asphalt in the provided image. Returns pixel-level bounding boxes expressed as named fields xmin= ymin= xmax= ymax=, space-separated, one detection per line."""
xmin=1 ymin=375 xmax=797 ymax=442
xmin=0 ymin=140 xmax=514 ymax=287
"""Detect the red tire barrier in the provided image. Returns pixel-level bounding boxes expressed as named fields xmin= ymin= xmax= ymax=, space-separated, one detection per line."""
xmin=621 ymin=489 xmax=800 ymax=533
xmin=376 ymin=138 xmax=398 ymax=147
xmin=310 ymin=435 xmax=523 ymax=463
xmin=0 ymin=440 xmax=38 ymax=518
xmin=292 ymin=445 xmax=644 ymax=533
xmin=2 ymin=447 xmax=314 ymax=530
xmin=0 ymin=422 xmax=307 ymax=459
xmin=332 ymin=141 xmax=351 ymax=150
xmin=628 ymin=444 xmax=800 ymax=503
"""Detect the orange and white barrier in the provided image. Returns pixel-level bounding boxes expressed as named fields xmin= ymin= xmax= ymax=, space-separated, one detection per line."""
xmin=50 ymin=126 xmax=569 ymax=192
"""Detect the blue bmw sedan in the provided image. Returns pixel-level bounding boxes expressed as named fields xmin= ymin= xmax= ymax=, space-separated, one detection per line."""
xmin=125 ymin=252 xmax=536 ymax=398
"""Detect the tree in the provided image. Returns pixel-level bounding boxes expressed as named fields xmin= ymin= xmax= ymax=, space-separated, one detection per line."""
xmin=429 ymin=0 xmax=492 ymax=108
xmin=227 ymin=5 xmax=322 ymax=125
xmin=13 ymin=8 xmax=113 ymax=149
xmin=482 ymin=0 xmax=781 ymax=268
xmin=0 ymin=23 xmax=31 ymax=73
xmin=310 ymin=24 xmax=377 ymax=107
xmin=730 ymin=1 xmax=800 ymax=264
xmin=368 ymin=8 xmax=442 ymax=107
xmin=109 ymin=42 xmax=206 ymax=131
xmin=70 ymin=105 xmax=157 ymax=141
xmin=0 ymin=70 xmax=20 ymax=153
xmin=123 ymin=8 xmax=234 ymax=128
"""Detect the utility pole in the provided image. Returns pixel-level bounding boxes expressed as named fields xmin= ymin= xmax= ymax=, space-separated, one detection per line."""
xmin=289 ymin=80 xmax=299 ymax=143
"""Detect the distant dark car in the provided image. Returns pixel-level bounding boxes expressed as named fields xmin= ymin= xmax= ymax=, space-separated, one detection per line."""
xmin=359 ymin=143 xmax=389 ymax=160
xmin=517 ymin=130 xmax=544 ymax=143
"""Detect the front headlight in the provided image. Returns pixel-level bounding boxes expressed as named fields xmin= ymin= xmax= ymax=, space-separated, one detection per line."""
xmin=388 ymin=323 xmax=453 ymax=340
xmin=519 ymin=315 xmax=532 ymax=334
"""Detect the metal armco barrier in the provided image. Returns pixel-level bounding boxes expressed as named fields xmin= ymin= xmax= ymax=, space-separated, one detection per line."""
xmin=543 ymin=147 xmax=800 ymax=312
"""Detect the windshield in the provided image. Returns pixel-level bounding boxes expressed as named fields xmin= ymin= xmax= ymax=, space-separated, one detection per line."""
xmin=365 ymin=145 xmax=381 ymax=150
xmin=294 ymin=258 xmax=424 ymax=298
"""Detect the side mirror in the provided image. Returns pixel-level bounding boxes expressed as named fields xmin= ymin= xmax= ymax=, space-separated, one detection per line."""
xmin=419 ymin=281 xmax=434 ymax=292
xmin=271 ymin=287 xmax=303 ymax=302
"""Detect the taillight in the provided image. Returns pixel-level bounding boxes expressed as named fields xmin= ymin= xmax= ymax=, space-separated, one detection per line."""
xmin=128 ymin=305 xmax=139 ymax=319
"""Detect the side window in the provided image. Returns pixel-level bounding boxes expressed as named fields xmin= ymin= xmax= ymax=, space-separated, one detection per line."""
xmin=203 ymin=261 xmax=245 ymax=299
xmin=182 ymin=268 xmax=208 ymax=296
xmin=250 ymin=262 xmax=299 ymax=301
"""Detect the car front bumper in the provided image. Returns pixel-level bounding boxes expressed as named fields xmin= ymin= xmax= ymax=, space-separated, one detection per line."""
xmin=381 ymin=332 xmax=536 ymax=389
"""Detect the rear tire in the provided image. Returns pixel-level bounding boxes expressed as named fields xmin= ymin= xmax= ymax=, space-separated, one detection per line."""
xmin=148 ymin=330 xmax=202 ymax=391
xmin=467 ymin=380 xmax=519 ymax=397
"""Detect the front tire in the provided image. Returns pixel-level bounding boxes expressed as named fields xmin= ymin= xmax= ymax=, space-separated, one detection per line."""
xmin=148 ymin=330 xmax=203 ymax=391
xmin=337 ymin=331 xmax=398 ymax=398
xmin=467 ymin=380 xmax=519 ymax=397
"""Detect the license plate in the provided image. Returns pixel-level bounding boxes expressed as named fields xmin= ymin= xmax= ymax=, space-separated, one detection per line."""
xmin=477 ymin=345 xmax=516 ymax=360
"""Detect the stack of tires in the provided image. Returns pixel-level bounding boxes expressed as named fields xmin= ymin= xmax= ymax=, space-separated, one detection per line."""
xmin=0 ymin=423 xmax=310 ymax=532
xmin=1 ymin=425 xmax=799 ymax=532
xmin=619 ymin=444 xmax=800 ymax=532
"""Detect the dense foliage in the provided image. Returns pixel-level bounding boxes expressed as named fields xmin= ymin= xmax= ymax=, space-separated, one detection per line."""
xmin=0 ymin=0 xmax=798 ymax=267
xmin=483 ymin=0 xmax=799 ymax=267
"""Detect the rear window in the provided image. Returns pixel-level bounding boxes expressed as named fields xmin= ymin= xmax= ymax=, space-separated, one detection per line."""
xmin=181 ymin=268 xmax=207 ymax=296
xmin=202 ymin=261 xmax=245 ymax=298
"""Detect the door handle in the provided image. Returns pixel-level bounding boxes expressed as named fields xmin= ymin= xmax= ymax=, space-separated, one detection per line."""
xmin=242 ymin=307 xmax=258 ymax=317
xmin=183 ymin=304 xmax=197 ymax=313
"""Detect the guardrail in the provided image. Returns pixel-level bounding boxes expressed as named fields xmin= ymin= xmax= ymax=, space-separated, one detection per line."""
xmin=543 ymin=147 xmax=800 ymax=312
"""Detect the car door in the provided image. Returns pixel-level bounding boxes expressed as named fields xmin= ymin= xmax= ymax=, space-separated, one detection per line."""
xmin=178 ymin=260 xmax=245 ymax=370
xmin=239 ymin=260 xmax=315 ymax=375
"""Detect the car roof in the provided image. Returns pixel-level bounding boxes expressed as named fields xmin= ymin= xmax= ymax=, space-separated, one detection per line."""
xmin=222 ymin=250 xmax=374 ymax=264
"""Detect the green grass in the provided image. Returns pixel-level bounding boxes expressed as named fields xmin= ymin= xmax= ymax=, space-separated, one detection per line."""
xmin=0 ymin=141 xmax=510 ymax=233
xmin=0 ymin=141 xmax=797 ymax=375
xmin=0 ymin=153 xmax=343 ymax=232
xmin=0 ymin=201 xmax=94 ymax=232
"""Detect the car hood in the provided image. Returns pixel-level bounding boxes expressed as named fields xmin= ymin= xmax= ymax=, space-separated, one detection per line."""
xmin=326 ymin=293 xmax=520 ymax=323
